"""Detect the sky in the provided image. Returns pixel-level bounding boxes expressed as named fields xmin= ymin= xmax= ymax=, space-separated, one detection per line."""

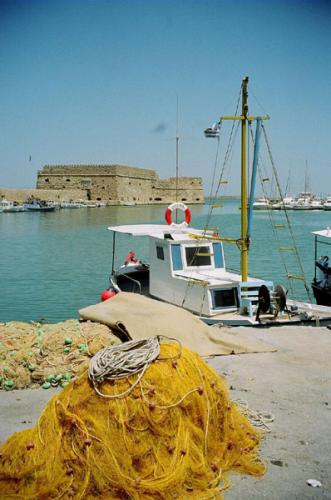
xmin=0 ymin=0 xmax=330 ymax=196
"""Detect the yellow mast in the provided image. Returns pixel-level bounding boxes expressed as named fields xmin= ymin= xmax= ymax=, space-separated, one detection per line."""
xmin=241 ymin=76 xmax=249 ymax=282
xmin=207 ymin=77 xmax=269 ymax=282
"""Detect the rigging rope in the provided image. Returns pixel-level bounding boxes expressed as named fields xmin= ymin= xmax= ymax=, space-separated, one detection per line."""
xmin=261 ymin=124 xmax=312 ymax=302
xmin=207 ymin=121 xmax=222 ymax=200
xmin=248 ymin=125 xmax=295 ymax=297
xmin=181 ymin=83 xmax=247 ymax=311
xmin=204 ymin=84 xmax=242 ymax=233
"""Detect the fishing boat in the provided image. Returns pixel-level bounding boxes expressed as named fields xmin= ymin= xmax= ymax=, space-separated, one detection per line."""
xmin=253 ymin=197 xmax=270 ymax=210
xmin=293 ymin=191 xmax=313 ymax=210
xmin=105 ymin=77 xmax=331 ymax=326
xmin=323 ymin=196 xmax=331 ymax=210
xmin=311 ymin=228 xmax=331 ymax=306
xmin=24 ymin=199 xmax=57 ymax=212
xmin=282 ymin=196 xmax=296 ymax=210
xmin=0 ymin=199 xmax=26 ymax=212
xmin=292 ymin=166 xmax=314 ymax=210
xmin=60 ymin=200 xmax=85 ymax=209
xmin=310 ymin=198 xmax=324 ymax=210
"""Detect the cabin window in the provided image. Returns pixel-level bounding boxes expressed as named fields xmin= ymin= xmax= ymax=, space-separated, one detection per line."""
xmin=185 ymin=246 xmax=211 ymax=267
xmin=212 ymin=243 xmax=224 ymax=268
xmin=156 ymin=246 xmax=164 ymax=260
xmin=171 ymin=245 xmax=183 ymax=271
xmin=211 ymin=289 xmax=237 ymax=309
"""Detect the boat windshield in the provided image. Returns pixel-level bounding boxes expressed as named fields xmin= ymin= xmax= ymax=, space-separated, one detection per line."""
xmin=185 ymin=246 xmax=211 ymax=267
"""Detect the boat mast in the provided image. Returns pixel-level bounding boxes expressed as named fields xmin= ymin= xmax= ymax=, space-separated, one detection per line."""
xmin=241 ymin=76 xmax=249 ymax=282
xmin=175 ymin=97 xmax=179 ymax=221
xmin=304 ymin=160 xmax=309 ymax=194
xmin=205 ymin=77 xmax=269 ymax=280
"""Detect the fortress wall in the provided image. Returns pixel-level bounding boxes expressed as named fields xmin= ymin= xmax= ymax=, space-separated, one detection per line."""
xmin=111 ymin=176 xmax=153 ymax=204
xmin=152 ymin=176 xmax=204 ymax=203
xmin=0 ymin=188 xmax=87 ymax=203
xmin=37 ymin=174 xmax=118 ymax=200
xmin=39 ymin=164 xmax=157 ymax=179
xmin=34 ymin=164 xmax=205 ymax=205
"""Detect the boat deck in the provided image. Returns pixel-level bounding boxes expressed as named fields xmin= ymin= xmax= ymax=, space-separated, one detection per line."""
xmin=201 ymin=299 xmax=331 ymax=326
xmin=174 ymin=269 xmax=265 ymax=287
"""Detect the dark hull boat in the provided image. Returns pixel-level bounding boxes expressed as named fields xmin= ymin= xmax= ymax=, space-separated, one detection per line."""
xmin=311 ymin=281 xmax=331 ymax=306
xmin=311 ymin=231 xmax=331 ymax=306
xmin=112 ymin=263 xmax=150 ymax=295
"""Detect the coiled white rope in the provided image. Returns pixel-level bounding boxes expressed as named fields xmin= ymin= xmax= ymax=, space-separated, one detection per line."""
xmin=88 ymin=336 xmax=181 ymax=399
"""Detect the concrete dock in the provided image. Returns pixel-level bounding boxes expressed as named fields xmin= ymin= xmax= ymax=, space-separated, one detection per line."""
xmin=1 ymin=324 xmax=330 ymax=499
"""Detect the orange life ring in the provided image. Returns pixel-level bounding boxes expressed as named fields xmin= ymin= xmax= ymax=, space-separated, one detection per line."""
xmin=165 ymin=202 xmax=191 ymax=227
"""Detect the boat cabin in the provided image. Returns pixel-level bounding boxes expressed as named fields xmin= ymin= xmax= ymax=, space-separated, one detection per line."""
xmin=108 ymin=224 xmax=272 ymax=321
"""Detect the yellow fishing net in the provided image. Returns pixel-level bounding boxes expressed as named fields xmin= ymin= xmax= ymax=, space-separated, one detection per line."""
xmin=0 ymin=343 xmax=265 ymax=499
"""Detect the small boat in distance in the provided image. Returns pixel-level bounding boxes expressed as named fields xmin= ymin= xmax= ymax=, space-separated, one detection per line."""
xmin=323 ymin=196 xmax=331 ymax=210
xmin=0 ymin=199 xmax=25 ymax=212
xmin=310 ymin=198 xmax=324 ymax=210
xmin=24 ymin=199 xmax=57 ymax=212
xmin=60 ymin=200 xmax=85 ymax=209
xmin=282 ymin=195 xmax=296 ymax=210
xmin=253 ymin=197 xmax=270 ymax=210
xmin=293 ymin=191 xmax=313 ymax=210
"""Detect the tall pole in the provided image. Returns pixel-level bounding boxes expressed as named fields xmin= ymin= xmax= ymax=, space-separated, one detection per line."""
xmin=247 ymin=118 xmax=262 ymax=241
xmin=175 ymin=135 xmax=179 ymax=201
xmin=241 ymin=76 xmax=249 ymax=282
xmin=175 ymin=97 xmax=179 ymax=222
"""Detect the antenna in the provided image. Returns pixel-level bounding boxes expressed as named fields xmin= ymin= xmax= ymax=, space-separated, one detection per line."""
xmin=175 ymin=97 xmax=180 ymax=222
xmin=175 ymin=96 xmax=179 ymax=204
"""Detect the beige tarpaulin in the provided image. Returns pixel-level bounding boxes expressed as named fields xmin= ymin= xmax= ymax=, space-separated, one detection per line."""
xmin=79 ymin=293 xmax=276 ymax=356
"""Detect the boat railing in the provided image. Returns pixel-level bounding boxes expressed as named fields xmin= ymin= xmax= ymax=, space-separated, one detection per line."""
xmin=115 ymin=271 xmax=143 ymax=294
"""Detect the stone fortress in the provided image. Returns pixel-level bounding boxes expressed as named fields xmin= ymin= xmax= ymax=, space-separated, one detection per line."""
xmin=1 ymin=164 xmax=204 ymax=205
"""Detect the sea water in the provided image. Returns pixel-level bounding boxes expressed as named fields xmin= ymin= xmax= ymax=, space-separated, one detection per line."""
xmin=0 ymin=201 xmax=330 ymax=323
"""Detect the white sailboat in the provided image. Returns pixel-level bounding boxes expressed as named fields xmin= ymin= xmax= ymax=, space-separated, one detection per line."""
xmin=323 ymin=196 xmax=331 ymax=210
xmin=253 ymin=197 xmax=270 ymax=210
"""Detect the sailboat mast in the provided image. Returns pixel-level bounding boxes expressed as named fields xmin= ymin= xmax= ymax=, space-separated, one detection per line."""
xmin=208 ymin=77 xmax=268 ymax=280
xmin=175 ymin=135 xmax=179 ymax=202
xmin=241 ymin=76 xmax=249 ymax=282
xmin=304 ymin=160 xmax=308 ymax=193
xmin=175 ymin=98 xmax=179 ymax=222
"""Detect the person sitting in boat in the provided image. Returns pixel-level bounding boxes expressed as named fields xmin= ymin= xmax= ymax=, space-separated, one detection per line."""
xmin=124 ymin=250 xmax=140 ymax=266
